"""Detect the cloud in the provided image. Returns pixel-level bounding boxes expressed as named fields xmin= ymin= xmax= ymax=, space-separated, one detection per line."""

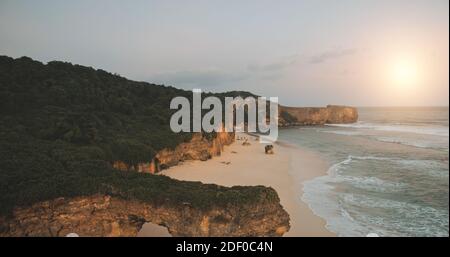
xmin=147 ymin=48 xmax=358 ymax=88
xmin=149 ymin=68 xmax=249 ymax=88
xmin=148 ymin=54 xmax=300 ymax=88
xmin=309 ymin=48 xmax=357 ymax=64
xmin=247 ymin=54 xmax=298 ymax=72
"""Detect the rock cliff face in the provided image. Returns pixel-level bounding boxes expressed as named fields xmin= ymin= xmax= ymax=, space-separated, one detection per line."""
xmin=0 ymin=194 xmax=290 ymax=237
xmin=279 ymin=105 xmax=358 ymax=126
xmin=0 ymin=129 xmax=293 ymax=237
xmin=113 ymin=131 xmax=235 ymax=174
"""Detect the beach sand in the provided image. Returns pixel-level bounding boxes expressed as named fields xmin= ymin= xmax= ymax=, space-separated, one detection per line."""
xmin=137 ymin=222 xmax=171 ymax=237
xmin=149 ymin=133 xmax=334 ymax=237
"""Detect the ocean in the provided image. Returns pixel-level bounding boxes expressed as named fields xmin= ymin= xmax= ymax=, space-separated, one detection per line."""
xmin=280 ymin=107 xmax=449 ymax=237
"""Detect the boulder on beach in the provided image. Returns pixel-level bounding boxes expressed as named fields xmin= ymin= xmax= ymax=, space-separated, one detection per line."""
xmin=242 ymin=140 xmax=251 ymax=146
xmin=265 ymin=145 xmax=274 ymax=154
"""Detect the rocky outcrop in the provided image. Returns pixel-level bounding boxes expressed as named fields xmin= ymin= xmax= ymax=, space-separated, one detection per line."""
xmin=0 ymin=193 xmax=290 ymax=237
xmin=0 ymin=129 xmax=292 ymax=237
xmin=279 ymin=105 xmax=358 ymax=126
xmin=265 ymin=145 xmax=274 ymax=154
xmin=113 ymin=131 xmax=235 ymax=174
xmin=325 ymin=105 xmax=359 ymax=124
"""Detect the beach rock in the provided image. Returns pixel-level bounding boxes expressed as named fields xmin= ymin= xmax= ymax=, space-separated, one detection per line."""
xmin=265 ymin=145 xmax=274 ymax=154
xmin=0 ymin=193 xmax=290 ymax=237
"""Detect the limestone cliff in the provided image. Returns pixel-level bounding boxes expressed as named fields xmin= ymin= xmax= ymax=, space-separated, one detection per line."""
xmin=0 ymin=129 xmax=293 ymax=237
xmin=279 ymin=105 xmax=358 ymax=126
xmin=0 ymin=193 xmax=290 ymax=237
xmin=113 ymin=131 xmax=235 ymax=174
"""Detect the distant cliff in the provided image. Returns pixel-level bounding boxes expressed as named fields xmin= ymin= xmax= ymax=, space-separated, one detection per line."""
xmin=0 ymin=193 xmax=290 ymax=237
xmin=279 ymin=105 xmax=358 ymax=126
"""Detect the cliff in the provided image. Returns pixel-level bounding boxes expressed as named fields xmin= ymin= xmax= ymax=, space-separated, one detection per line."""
xmin=113 ymin=131 xmax=235 ymax=174
xmin=0 ymin=193 xmax=290 ymax=237
xmin=0 ymin=56 xmax=293 ymax=238
xmin=279 ymin=105 xmax=358 ymax=126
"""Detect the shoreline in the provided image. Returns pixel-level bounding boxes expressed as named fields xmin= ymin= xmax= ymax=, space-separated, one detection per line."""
xmin=139 ymin=133 xmax=334 ymax=237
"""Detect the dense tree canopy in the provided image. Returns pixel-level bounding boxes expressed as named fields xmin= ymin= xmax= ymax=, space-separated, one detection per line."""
xmin=0 ymin=56 xmax=274 ymax=215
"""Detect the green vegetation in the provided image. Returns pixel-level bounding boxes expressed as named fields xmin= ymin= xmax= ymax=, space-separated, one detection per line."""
xmin=0 ymin=56 xmax=277 ymax=215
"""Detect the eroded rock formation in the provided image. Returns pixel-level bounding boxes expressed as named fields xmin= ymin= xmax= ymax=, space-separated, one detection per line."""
xmin=265 ymin=145 xmax=274 ymax=154
xmin=279 ymin=105 xmax=358 ymax=126
xmin=113 ymin=131 xmax=235 ymax=174
xmin=0 ymin=193 xmax=290 ymax=237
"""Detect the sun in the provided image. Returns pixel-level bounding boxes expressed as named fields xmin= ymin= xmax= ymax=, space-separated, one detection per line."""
xmin=389 ymin=58 xmax=419 ymax=88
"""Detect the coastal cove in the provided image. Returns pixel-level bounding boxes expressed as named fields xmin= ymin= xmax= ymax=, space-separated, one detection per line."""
xmin=143 ymin=133 xmax=335 ymax=237
xmin=0 ymin=56 xmax=354 ymax=237
xmin=1 ymin=0 xmax=448 ymax=240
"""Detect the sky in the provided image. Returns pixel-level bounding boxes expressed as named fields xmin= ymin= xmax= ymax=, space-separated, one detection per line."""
xmin=0 ymin=0 xmax=448 ymax=107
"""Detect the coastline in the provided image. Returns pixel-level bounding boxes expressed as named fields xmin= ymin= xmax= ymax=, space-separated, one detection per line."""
xmin=144 ymin=133 xmax=334 ymax=237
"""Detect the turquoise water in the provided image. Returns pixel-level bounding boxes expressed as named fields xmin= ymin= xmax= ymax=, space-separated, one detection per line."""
xmin=280 ymin=107 xmax=449 ymax=237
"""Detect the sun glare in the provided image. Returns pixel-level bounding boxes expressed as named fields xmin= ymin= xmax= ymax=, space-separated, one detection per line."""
xmin=389 ymin=58 xmax=419 ymax=88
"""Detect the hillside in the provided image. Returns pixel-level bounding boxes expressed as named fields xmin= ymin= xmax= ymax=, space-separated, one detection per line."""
xmin=0 ymin=56 xmax=290 ymax=237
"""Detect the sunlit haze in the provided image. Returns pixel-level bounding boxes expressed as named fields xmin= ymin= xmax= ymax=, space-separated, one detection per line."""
xmin=0 ymin=0 xmax=448 ymax=106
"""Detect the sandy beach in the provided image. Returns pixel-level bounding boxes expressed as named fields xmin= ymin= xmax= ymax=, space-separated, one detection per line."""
xmin=140 ymin=133 xmax=335 ymax=237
